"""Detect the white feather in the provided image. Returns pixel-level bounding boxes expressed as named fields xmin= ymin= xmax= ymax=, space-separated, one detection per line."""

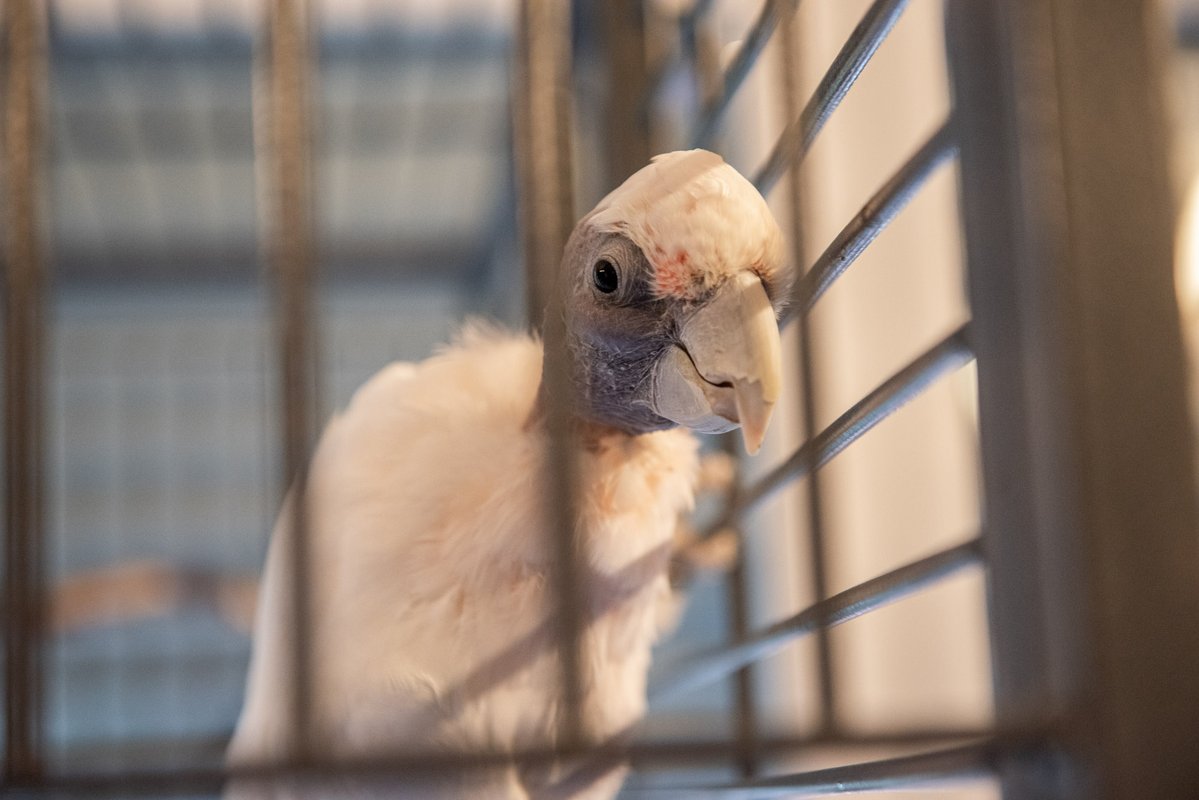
xmin=587 ymin=150 xmax=785 ymax=299
xmin=227 ymin=326 xmax=698 ymax=798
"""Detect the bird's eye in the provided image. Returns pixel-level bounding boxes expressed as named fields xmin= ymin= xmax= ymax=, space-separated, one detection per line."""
xmin=593 ymin=259 xmax=619 ymax=294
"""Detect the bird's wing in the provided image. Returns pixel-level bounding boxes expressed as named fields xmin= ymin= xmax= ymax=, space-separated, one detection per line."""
xmin=230 ymin=331 xmax=547 ymax=764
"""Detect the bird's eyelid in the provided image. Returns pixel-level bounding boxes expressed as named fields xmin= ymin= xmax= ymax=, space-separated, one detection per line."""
xmin=595 ymin=233 xmax=643 ymax=266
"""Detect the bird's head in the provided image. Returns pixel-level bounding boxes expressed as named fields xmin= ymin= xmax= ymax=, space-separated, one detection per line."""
xmin=552 ymin=149 xmax=790 ymax=454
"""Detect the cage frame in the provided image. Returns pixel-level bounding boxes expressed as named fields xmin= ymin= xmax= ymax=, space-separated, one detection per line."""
xmin=2 ymin=0 xmax=1199 ymax=797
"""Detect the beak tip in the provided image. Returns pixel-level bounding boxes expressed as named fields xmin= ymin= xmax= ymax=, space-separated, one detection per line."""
xmin=739 ymin=425 xmax=765 ymax=455
xmin=734 ymin=387 xmax=774 ymax=456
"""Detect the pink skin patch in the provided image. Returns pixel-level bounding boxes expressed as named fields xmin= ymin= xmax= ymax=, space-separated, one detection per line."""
xmin=653 ymin=249 xmax=695 ymax=298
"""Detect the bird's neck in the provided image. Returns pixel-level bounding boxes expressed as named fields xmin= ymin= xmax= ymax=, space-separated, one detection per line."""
xmin=527 ymin=376 xmax=636 ymax=451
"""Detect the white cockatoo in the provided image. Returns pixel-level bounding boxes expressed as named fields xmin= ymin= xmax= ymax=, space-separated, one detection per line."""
xmin=227 ymin=150 xmax=790 ymax=799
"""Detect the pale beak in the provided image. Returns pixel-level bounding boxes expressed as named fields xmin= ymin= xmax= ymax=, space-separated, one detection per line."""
xmin=650 ymin=271 xmax=783 ymax=454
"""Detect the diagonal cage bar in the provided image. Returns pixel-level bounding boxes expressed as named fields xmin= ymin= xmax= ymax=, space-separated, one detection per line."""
xmin=650 ymin=537 xmax=983 ymax=702
xmin=2 ymin=728 xmax=1028 ymax=798
xmin=624 ymin=740 xmax=1005 ymax=798
xmin=781 ymin=119 xmax=958 ymax=325
xmin=703 ymin=324 xmax=973 ymax=537
xmin=754 ymin=0 xmax=909 ymax=195
xmin=0 ymin=0 xmax=1177 ymax=798
xmin=690 ymin=0 xmax=798 ymax=149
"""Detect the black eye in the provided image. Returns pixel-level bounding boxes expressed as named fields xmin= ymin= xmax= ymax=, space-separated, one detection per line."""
xmin=593 ymin=259 xmax=619 ymax=294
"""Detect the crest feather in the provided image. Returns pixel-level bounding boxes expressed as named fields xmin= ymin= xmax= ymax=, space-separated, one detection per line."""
xmin=586 ymin=150 xmax=785 ymax=301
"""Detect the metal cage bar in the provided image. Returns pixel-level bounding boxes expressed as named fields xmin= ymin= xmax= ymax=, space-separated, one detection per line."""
xmin=777 ymin=9 xmax=837 ymax=736
xmin=626 ymin=739 xmax=1005 ymax=798
xmin=706 ymin=325 xmax=973 ymax=536
xmin=753 ymin=0 xmax=908 ymax=195
xmin=689 ymin=0 xmax=796 ymax=149
xmin=676 ymin=3 xmax=766 ymax=777
xmin=726 ymin=526 xmax=760 ymax=778
xmin=514 ymin=0 xmax=575 ymax=326
xmin=512 ymin=0 xmax=589 ymax=744
xmin=600 ymin=1 xmax=653 ymax=185
xmin=257 ymin=0 xmax=320 ymax=758
xmin=672 ymin=4 xmax=967 ymax=770
xmin=947 ymin=0 xmax=1199 ymax=797
xmin=3 ymin=729 xmax=1021 ymax=798
xmin=4 ymin=0 xmax=1191 ymax=797
xmin=650 ymin=538 xmax=982 ymax=702
xmin=3 ymin=0 xmax=48 ymax=783
xmin=782 ymin=119 xmax=957 ymax=325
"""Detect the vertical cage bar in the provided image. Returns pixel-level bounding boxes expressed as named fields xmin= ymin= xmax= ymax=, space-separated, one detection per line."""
xmin=600 ymin=0 xmax=651 ymax=188
xmin=943 ymin=8 xmax=1057 ymax=794
xmin=513 ymin=0 xmax=587 ymax=743
xmin=948 ymin=1 xmax=1199 ymax=798
xmin=681 ymin=2 xmax=722 ymax=129
xmin=257 ymin=0 xmax=319 ymax=759
xmin=515 ymin=0 xmax=574 ymax=329
xmin=690 ymin=0 xmax=795 ymax=150
xmin=638 ymin=0 xmax=713 ymax=132
xmin=2 ymin=0 xmax=47 ymax=783
xmin=777 ymin=12 xmax=836 ymax=736
xmin=727 ymin=529 xmax=759 ymax=777
xmin=672 ymin=5 xmax=763 ymax=772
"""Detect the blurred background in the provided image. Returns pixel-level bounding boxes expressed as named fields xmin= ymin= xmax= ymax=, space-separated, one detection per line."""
xmin=4 ymin=0 xmax=1199 ymax=795
xmin=40 ymin=0 xmax=516 ymax=771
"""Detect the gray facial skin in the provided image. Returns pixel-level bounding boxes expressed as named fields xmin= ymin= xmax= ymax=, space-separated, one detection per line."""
xmin=545 ymin=223 xmax=785 ymax=453
xmin=558 ymin=226 xmax=682 ymax=434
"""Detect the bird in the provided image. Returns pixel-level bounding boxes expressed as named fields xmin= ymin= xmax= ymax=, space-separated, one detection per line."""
xmin=226 ymin=149 xmax=790 ymax=799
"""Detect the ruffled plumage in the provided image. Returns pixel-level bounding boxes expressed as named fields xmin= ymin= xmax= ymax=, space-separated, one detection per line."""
xmin=228 ymin=328 xmax=698 ymax=799
xmin=587 ymin=150 xmax=786 ymax=302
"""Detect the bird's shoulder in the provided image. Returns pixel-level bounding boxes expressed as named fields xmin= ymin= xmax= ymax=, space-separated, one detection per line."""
xmin=338 ymin=323 xmax=542 ymax=434
xmin=304 ymin=323 xmax=546 ymax=561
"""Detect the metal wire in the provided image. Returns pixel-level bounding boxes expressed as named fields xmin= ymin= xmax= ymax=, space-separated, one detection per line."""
xmin=782 ymin=119 xmax=958 ymax=325
xmin=257 ymin=0 xmax=319 ymax=757
xmin=0 ymin=0 xmax=1182 ymax=796
xmin=0 ymin=0 xmax=1101 ymax=795
xmin=690 ymin=0 xmax=798 ymax=149
xmin=680 ymin=6 xmax=763 ymax=778
xmin=600 ymin=2 xmax=653 ymax=183
xmin=624 ymin=740 xmax=1004 ymax=798
xmin=726 ymin=509 xmax=760 ymax=778
xmin=649 ymin=537 xmax=983 ymax=702
xmin=677 ymin=5 xmax=966 ymax=775
xmin=948 ymin=2 xmax=1199 ymax=795
xmin=777 ymin=8 xmax=837 ymax=736
xmin=3 ymin=0 xmax=48 ymax=782
xmin=706 ymin=325 xmax=974 ymax=536
xmin=753 ymin=0 xmax=909 ymax=195
xmin=513 ymin=0 xmax=588 ymax=745
xmin=640 ymin=0 xmax=716 ymax=115
xmin=515 ymin=0 xmax=575 ymax=324
xmin=8 ymin=727 xmax=1022 ymax=798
